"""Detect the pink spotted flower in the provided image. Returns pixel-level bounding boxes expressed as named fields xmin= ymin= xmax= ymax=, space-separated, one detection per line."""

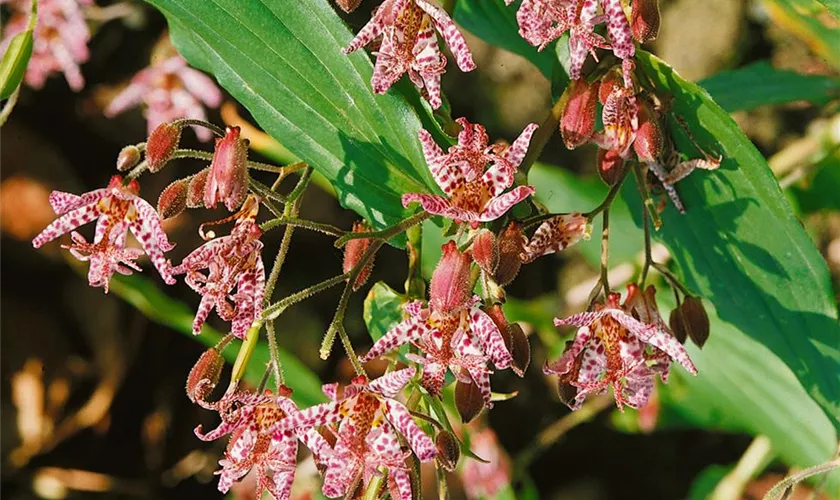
xmin=0 ymin=0 xmax=92 ymax=91
xmin=32 ymin=175 xmax=176 ymax=291
xmin=343 ymin=0 xmax=476 ymax=109
xmin=505 ymin=0 xmax=634 ymax=80
xmin=270 ymin=368 xmax=437 ymax=500
xmin=194 ymin=388 xmax=331 ymax=499
xmin=105 ymin=55 xmax=222 ymax=141
xmin=361 ymin=242 xmax=513 ymax=408
xmin=545 ymin=289 xmax=696 ymax=410
xmin=170 ymin=198 xmax=265 ymax=339
xmin=402 ymin=118 xmax=538 ymax=227
xmin=520 ymin=212 xmax=588 ymax=263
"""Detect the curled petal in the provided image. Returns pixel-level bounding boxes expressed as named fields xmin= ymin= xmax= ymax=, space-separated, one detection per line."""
xmin=478 ymin=185 xmax=535 ymax=222
xmin=503 ymin=122 xmax=539 ymax=168
xmin=369 ymin=366 xmax=416 ymax=398
xmin=382 ymin=399 xmax=436 ymax=461
xmin=416 ymin=0 xmax=476 ymax=72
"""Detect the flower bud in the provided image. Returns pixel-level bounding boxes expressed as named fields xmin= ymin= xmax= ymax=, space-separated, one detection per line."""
xmin=335 ymin=0 xmax=362 ymax=12
xmin=430 ymin=241 xmax=473 ymax=314
xmin=116 ymin=145 xmax=141 ymax=171
xmin=186 ymin=168 xmax=209 ymax=208
xmin=597 ymin=148 xmax=627 ymax=186
xmin=205 ymin=126 xmax=250 ymax=211
xmin=472 ymin=229 xmax=499 ymax=276
xmin=186 ymin=347 xmax=224 ymax=404
xmin=631 ymin=0 xmax=661 ymax=43
xmin=435 ymin=430 xmax=461 ymax=472
xmin=670 ymin=296 xmax=710 ymax=348
xmin=507 ymin=323 xmax=531 ymax=377
xmin=599 ymin=68 xmax=623 ymax=105
xmin=558 ymin=78 xmax=599 ymax=150
xmin=146 ymin=121 xmax=183 ymax=173
xmin=557 ymin=379 xmax=579 ymax=408
xmin=343 ymin=221 xmax=374 ymax=291
xmin=633 ymin=100 xmax=664 ymax=163
xmin=157 ymin=178 xmax=189 ymax=220
xmin=494 ymin=223 xmax=525 ymax=286
xmin=455 ymin=378 xmax=484 ymax=423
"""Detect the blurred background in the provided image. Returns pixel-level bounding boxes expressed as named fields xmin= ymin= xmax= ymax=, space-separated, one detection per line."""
xmin=1 ymin=0 xmax=839 ymax=498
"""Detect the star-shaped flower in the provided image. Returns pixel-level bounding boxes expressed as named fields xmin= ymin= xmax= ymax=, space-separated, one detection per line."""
xmin=32 ymin=175 xmax=176 ymax=289
xmin=344 ymin=0 xmax=476 ymax=109
xmin=544 ymin=290 xmax=696 ymax=410
xmin=402 ymin=118 xmax=538 ymax=226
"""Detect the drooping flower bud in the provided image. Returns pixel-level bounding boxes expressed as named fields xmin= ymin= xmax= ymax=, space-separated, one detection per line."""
xmin=669 ymin=296 xmax=710 ymax=348
xmin=204 ymin=126 xmax=250 ymax=211
xmin=631 ymin=0 xmax=661 ymax=43
xmin=186 ymin=347 xmax=224 ymax=404
xmin=430 ymin=240 xmax=473 ymax=314
xmin=472 ymin=229 xmax=499 ymax=276
xmin=599 ymin=68 xmax=623 ymax=105
xmin=597 ymin=148 xmax=627 ymax=186
xmin=157 ymin=178 xmax=189 ymax=220
xmin=186 ymin=168 xmax=209 ymax=208
xmin=557 ymin=379 xmax=579 ymax=408
xmin=507 ymin=323 xmax=531 ymax=377
xmin=455 ymin=378 xmax=484 ymax=423
xmin=145 ymin=121 xmax=183 ymax=173
xmin=633 ymin=100 xmax=664 ymax=163
xmin=116 ymin=145 xmax=141 ymax=172
xmin=335 ymin=0 xmax=362 ymax=12
xmin=494 ymin=223 xmax=525 ymax=286
xmin=558 ymin=78 xmax=599 ymax=150
xmin=343 ymin=221 xmax=374 ymax=291
xmin=435 ymin=430 xmax=461 ymax=472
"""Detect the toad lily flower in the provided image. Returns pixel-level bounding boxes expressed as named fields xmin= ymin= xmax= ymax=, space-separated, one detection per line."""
xmin=105 ymin=55 xmax=222 ymax=141
xmin=361 ymin=242 xmax=513 ymax=407
xmin=194 ymin=389 xmax=331 ymax=499
xmin=343 ymin=0 xmax=476 ymax=109
xmin=520 ymin=213 xmax=589 ymax=263
xmin=0 ymin=0 xmax=92 ymax=91
xmin=269 ymin=368 xmax=437 ymax=500
xmin=545 ymin=291 xmax=696 ymax=410
xmin=170 ymin=198 xmax=265 ymax=339
xmin=32 ymin=175 xmax=176 ymax=290
xmin=402 ymin=119 xmax=538 ymax=227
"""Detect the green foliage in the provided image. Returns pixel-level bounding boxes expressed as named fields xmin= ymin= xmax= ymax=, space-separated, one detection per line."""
xmin=108 ymin=274 xmax=326 ymax=407
xmin=363 ymin=281 xmax=405 ymax=342
xmin=763 ymin=0 xmax=840 ymax=71
xmin=791 ymin=154 xmax=840 ymax=213
xmin=0 ymin=0 xmax=36 ymax=100
xmin=146 ymin=0 xmax=442 ymax=233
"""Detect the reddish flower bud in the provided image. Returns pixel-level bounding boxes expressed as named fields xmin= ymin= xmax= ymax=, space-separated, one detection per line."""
xmin=186 ymin=168 xmax=209 ymax=208
xmin=186 ymin=347 xmax=224 ymax=404
xmin=633 ymin=100 xmax=664 ymax=163
xmin=472 ymin=229 xmax=499 ymax=276
xmin=631 ymin=0 xmax=661 ymax=43
xmin=157 ymin=178 xmax=189 ymax=220
xmin=430 ymin=240 xmax=473 ymax=314
xmin=494 ymin=223 xmax=525 ymax=286
xmin=335 ymin=0 xmax=362 ymax=12
xmin=116 ymin=145 xmax=141 ymax=172
xmin=558 ymin=79 xmax=599 ymax=150
xmin=599 ymin=68 xmax=623 ymax=105
xmin=205 ymin=126 xmax=250 ymax=211
xmin=435 ymin=430 xmax=461 ymax=472
xmin=343 ymin=221 xmax=374 ymax=291
xmin=557 ymin=379 xmax=579 ymax=407
xmin=507 ymin=323 xmax=531 ymax=377
xmin=670 ymin=296 xmax=710 ymax=348
xmin=455 ymin=378 xmax=484 ymax=423
xmin=146 ymin=121 xmax=183 ymax=173
xmin=597 ymin=148 xmax=627 ymax=186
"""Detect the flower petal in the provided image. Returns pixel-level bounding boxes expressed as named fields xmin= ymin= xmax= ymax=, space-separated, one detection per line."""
xmin=469 ymin=306 xmax=512 ymax=369
xmin=503 ymin=122 xmax=539 ymax=168
xmin=416 ymin=0 xmax=476 ymax=72
xmin=382 ymin=399 xmax=436 ymax=461
xmin=32 ymin=202 xmax=103 ymax=248
xmin=360 ymin=315 xmax=429 ymax=362
xmin=369 ymin=367 xmax=416 ymax=398
xmin=478 ymin=185 xmax=535 ymax=222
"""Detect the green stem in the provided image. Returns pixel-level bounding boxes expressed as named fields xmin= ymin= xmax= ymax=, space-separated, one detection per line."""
xmin=584 ymin=173 xmax=627 ymax=219
xmin=226 ymin=323 xmax=263 ymax=392
xmin=265 ymin=320 xmax=285 ymax=387
xmin=763 ymin=458 xmax=840 ymax=500
xmin=600 ymin=207 xmax=610 ymax=295
xmin=172 ymin=118 xmax=225 ymax=138
xmin=262 ymin=274 xmax=348 ymax=321
xmin=249 ymin=178 xmax=288 ymax=205
xmin=633 ymin=163 xmax=654 ymax=288
xmin=0 ymin=86 xmax=21 ymax=127
xmin=335 ymin=211 xmax=431 ymax=247
xmin=260 ymin=216 xmax=346 ymax=237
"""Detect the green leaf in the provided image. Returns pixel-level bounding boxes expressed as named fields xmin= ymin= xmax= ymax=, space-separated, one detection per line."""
xmin=698 ymin=61 xmax=840 ymax=112
xmin=452 ymin=0 xmax=557 ymax=78
xmin=763 ymin=0 xmax=840 ymax=71
xmin=633 ymin=50 xmax=840 ymax=431
xmin=790 ymin=153 xmax=840 ymax=214
xmin=0 ymin=0 xmax=36 ymax=100
xmin=146 ymin=0 xmax=441 ymax=233
xmin=687 ymin=465 xmax=735 ymax=500
xmin=815 ymin=0 xmax=840 ymax=18
xmin=108 ymin=274 xmax=326 ymax=407
xmin=363 ymin=281 xmax=405 ymax=342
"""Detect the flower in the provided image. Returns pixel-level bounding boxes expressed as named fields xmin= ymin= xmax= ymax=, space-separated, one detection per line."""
xmin=361 ymin=243 xmax=513 ymax=408
xmin=105 ymin=54 xmax=222 ymax=141
xmin=520 ymin=212 xmax=588 ymax=263
xmin=544 ymin=290 xmax=696 ymax=410
xmin=344 ymin=0 xmax=476 ymax=108
xmin=506 ymin=0 xmax=635 ymax=80
xmin=460 ymin=427 xmax=511 ymax=500
xmin=402 ymin=118 xmax=538 ymax=226
xmin=269 ymin=368 xmax=437 ymax=499
xmin=32 ymin=175 xmax=176 ymax=289
xmin=194 ymin=389 xmax=331 ymax=499
xmin=170 ymin=198 xmax=265 ymax=339
xmin=0 ymin=0 xmax=91 ymax=91
xmin=203 ymin=126 xmax=251 ymax=211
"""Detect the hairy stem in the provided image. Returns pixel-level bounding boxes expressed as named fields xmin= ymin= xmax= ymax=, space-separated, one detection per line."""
xmin=335 ymin=211 xmax=431 ymax=247
xmin=260 ymin=216 xmax=346 ymax=237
